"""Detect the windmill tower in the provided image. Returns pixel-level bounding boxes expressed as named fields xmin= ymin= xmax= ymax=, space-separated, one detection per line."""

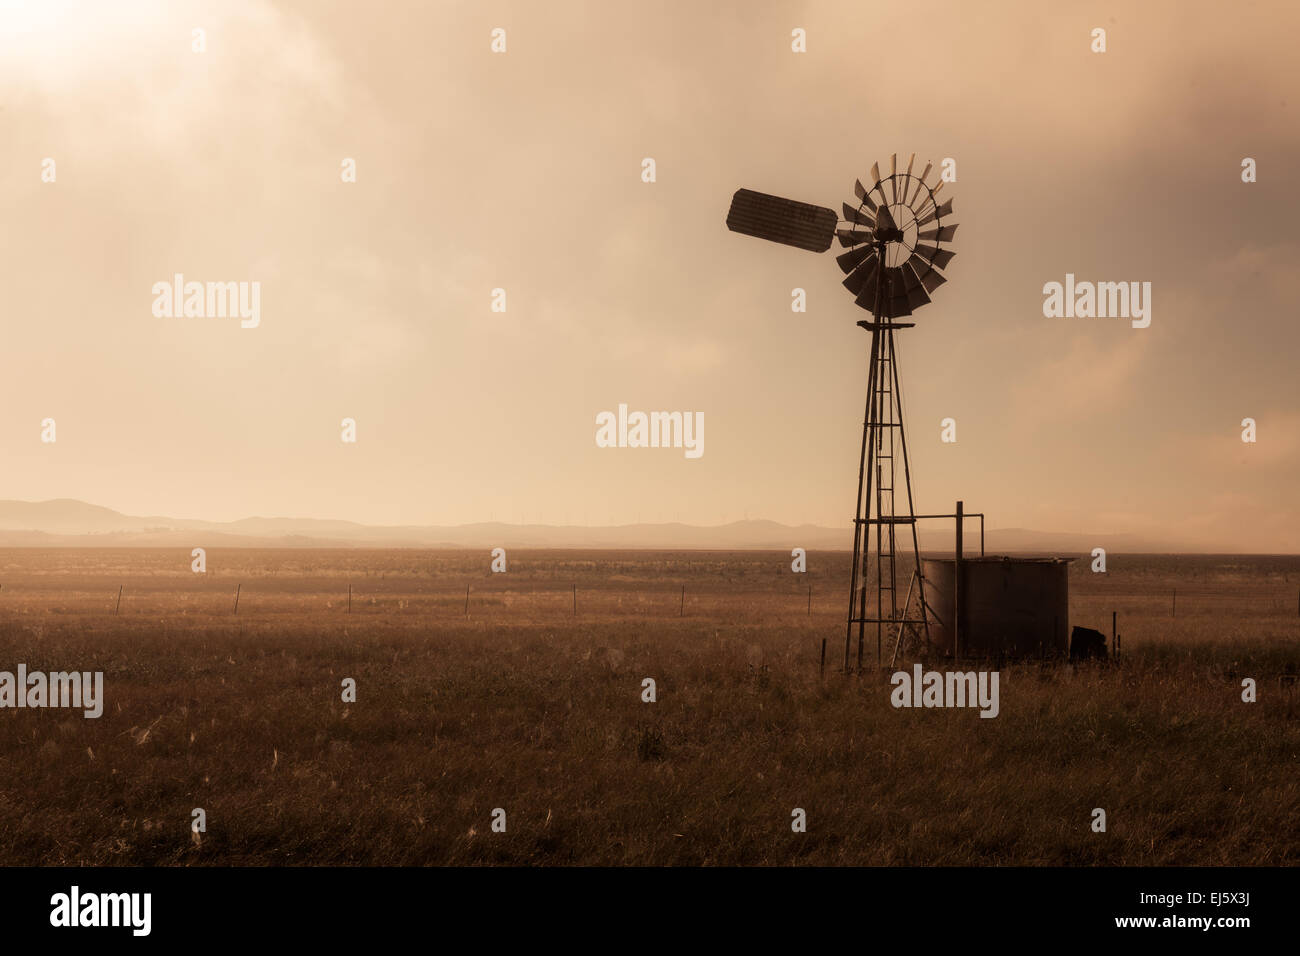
xmin=724 ymin=153 xmax=958 ymax=671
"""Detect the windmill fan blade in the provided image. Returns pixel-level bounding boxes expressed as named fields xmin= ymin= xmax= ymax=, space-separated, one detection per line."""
xmin=852 ymin=274 xmax=883 ymax=312
xmin=913 ymin=244 xmax=957 ymax=271
xmin=918 ymin=223 xmax=958 ymax=243
xmin=725 ymin=188 xmax=838 ymax=253
xmin=910 ymin=162 xmax=932 ymax=204
xmin=853 ymin=180 xmax=879 ymax=211
xmin=917 ymin=197 xmax=954 ymax=227
xmin=836 ymin=228 xmax=872 ymax=247
xmin=898 ymin=260 xmax=923 ymax=291
xmin=870 ymin=162 xmax=881 ymax=184
xmin=872 ymin=267 xmax=911 ymax=318
xmin=842 ymin=203 xmax=875 ymax=227
xmin=843 ymin=255 xmax=879 ymax=297
xmin=888 ymin=292 xmax=914 ymax=318
xmin=886 ymin=265 xmax=906 ymax=298
xmin=904 ymin=282 xmax=932 ymax=310
xmin=873 ymin=204 xmax=898 ymax=235
xmin=907 ymin=253 xmax=948 ymax=293
xmin=836 ymin=243 xmax=875 ymax=274
xmin=900 ymin=153 xmax=915 ymax=206
xmin=921 ymin=270 xmax=947 ymax=293
xmin=931 ymin=248 xmax=957 ymax=270
xmin=853 ymin=264 xmax=912 ymax=316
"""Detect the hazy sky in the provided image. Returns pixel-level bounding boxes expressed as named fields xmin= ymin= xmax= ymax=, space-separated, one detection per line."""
xmin=2 ymin=0 xmax=1297 ymax=551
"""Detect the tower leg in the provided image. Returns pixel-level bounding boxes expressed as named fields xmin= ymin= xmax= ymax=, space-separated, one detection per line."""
xmin=845 ymin=327 xmax=880 ymax=673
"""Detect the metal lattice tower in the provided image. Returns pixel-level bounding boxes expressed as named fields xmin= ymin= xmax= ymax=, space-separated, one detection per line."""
xmin=845 ymin=267 xmax=930 ymax=671
xmin=724 ymin=152 xmax=959 ymax=671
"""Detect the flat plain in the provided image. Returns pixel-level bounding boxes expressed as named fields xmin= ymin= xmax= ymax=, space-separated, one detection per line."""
xmin=0 ymin=548 xmax=1296 ymax=865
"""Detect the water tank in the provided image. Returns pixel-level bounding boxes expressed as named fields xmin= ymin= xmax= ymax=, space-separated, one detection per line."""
xmin=919 ymin=556 xmax=1072 ymax=658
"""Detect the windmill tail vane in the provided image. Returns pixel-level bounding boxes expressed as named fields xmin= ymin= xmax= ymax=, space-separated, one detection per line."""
xmin=724 ymin=154 xmax=959 ymax=671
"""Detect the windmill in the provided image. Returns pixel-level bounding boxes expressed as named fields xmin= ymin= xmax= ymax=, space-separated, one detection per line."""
xmin=724 ymin=153 xmax=958 ymax=671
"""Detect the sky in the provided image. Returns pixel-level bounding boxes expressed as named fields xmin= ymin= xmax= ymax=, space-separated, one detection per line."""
xmin=1 ymin=0 xmax=1297 ymax=551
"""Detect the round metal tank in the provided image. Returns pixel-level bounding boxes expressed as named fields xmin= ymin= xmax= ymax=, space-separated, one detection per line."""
xmin=920 ymin=556 xmax=1072 ymax=658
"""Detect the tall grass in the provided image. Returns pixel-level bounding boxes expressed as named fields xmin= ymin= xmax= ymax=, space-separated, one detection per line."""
xmin=0 ymin=548 xmax=1294 ymax=865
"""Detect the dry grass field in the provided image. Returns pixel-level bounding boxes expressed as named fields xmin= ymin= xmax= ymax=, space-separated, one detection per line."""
xmin=0 ymin=548 xmax=1296 ymax=866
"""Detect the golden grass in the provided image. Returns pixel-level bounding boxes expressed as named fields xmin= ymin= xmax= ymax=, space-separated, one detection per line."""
xmin=0 ymin=548 xmax=1295 ymax=865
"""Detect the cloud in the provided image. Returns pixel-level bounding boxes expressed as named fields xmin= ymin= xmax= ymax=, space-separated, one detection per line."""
xmin=1007 ymin=332 xmax=1151 ymax=432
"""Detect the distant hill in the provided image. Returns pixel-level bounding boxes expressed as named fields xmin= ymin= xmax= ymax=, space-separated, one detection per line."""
xmin=0 ymin=498 xmax=1229 ymax=553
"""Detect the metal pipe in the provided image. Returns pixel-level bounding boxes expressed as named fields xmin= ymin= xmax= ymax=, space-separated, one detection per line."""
xmin=954 ymin=500 xmax=963 ymax=660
